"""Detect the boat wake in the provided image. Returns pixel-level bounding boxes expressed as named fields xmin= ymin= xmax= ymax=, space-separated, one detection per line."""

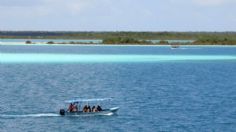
xmin=0 ymin=113 xmax=60 ymax=118
xmin=0 ymin=112 xmax=115 ymax=119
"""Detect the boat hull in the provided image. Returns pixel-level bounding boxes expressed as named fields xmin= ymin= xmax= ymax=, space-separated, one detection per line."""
xmin=59 ymin=107 xmax=119 ymax=116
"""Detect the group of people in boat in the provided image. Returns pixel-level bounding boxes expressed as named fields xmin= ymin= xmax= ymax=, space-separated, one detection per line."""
xmin=83 ymin=105 xmax=102 ymax=112
xmin=68 ymin=103 xmax=102 ymax=113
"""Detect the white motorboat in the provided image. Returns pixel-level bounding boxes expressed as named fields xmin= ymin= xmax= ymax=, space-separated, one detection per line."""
xmin=59 ymin=98 xmax=119 ymax=116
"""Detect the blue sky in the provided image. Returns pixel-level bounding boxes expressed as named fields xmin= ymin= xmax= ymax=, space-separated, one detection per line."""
xmin=0 ymin=0 xmax=235 ymax=31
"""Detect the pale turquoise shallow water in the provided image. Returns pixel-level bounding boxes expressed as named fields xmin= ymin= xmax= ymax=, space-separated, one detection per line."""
xmin=1 ymin=53 xmax=236 ymax=63
xmin=0 ymin=44 xmax=236 ymax=131
xmin=0 ymin=39 xmax=102 ymax=43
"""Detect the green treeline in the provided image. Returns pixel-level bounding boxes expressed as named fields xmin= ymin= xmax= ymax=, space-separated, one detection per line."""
xmin=102 ymin=37 xmax=236 ymax=45
xmin=1 ymin=31 xmax=236 ymax=40
xmin=193 ymin=36 xmax=236 ymax=45
xmin=1 ymin=31 xmax=236 ymax=45
xmin=103 ymin=37 xmax=153 ymax=44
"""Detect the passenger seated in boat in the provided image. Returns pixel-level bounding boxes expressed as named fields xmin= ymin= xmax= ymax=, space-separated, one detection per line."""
xmin=83 ymin=105 xmax=88 ymax=112
xmin=87 ymin=106 xmax=91 ymax=112
xmin=68 ymin=103 xmax=73 ymax=112
xmin=92 ymin=106 xmax=96 ymax=112
xmin=97 ymin=105 xmax=102 ymax=111
xmin=72 ymin=104 xmax=78 ymax=112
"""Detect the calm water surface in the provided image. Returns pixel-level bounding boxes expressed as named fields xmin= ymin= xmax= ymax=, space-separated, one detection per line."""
xmin=0 ymin=44 xmax=236 ymax=131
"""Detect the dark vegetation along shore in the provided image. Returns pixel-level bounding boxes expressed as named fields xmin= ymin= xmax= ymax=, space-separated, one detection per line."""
xmin=1 ymin=31 xmax=236 ymax=45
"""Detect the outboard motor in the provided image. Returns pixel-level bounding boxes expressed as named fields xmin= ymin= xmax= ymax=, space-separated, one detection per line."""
xmin=59 ymin=109 xmax=65 ymax=116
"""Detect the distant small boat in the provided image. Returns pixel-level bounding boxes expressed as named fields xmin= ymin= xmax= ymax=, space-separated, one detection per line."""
xmin=59 ymin=98 xmax=119 ymax=116
xmin=171 ymin=44 xmax=180 ymax=48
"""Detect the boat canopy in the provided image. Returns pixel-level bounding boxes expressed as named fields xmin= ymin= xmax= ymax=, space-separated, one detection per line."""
xmin=65 ymin=98 xmax=113 ymax=103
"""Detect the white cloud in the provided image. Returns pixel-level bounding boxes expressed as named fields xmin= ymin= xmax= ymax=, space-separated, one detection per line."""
xmin=0 ymin=0 xmax=43 ymax=7
xmin=168 ymin=0 xmax=236 ymax=6
xmin=44 ymin=0 xmax=93 ymax=12
xmin=193 ymin=0 xmax=236 ymax=6
xmin=0 ymin=0 xmax=101 ymax=18
xmin=1 ymin=0 xmax=235 ymax=31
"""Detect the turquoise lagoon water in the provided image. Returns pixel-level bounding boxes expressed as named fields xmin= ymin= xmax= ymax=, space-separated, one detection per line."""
xmin=0 ymin=44 xmax=236 ymax=131
xmin=0 ymin=39 xmax=102 ymax=43
xmin=1 ymin=53 xmax=236 ymax=63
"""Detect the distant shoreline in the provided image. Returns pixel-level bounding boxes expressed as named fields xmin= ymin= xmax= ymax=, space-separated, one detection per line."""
xmin=1 ymin=31 xmax=236 ymax=45
xmin=1 ymin=39 xmax=236 ymax=46
xmin=1 ymin=42 xmax=236 ymax=47
xmin=1 ymin=38 xmax=236 ymax=46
